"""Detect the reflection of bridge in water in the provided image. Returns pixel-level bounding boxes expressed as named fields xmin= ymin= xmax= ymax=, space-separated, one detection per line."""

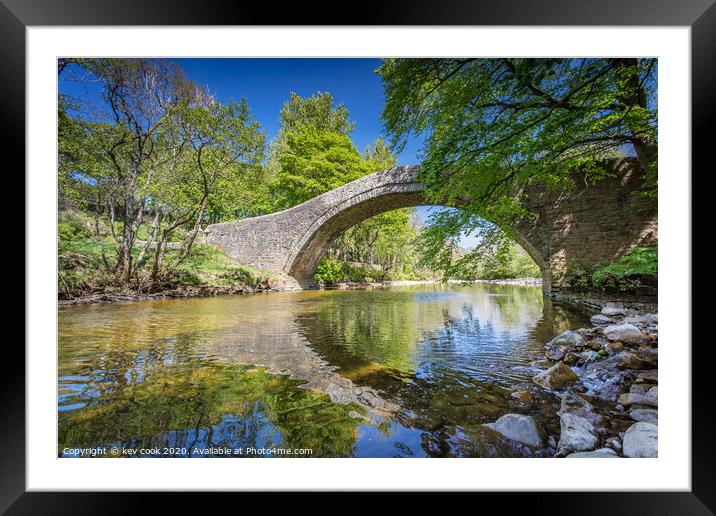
xmin=202 ymin=286 xmax=588 ymax=419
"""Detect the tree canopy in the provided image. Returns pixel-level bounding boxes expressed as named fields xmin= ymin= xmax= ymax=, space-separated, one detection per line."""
xmin=379 ymin=57 xmax=657 ymax=272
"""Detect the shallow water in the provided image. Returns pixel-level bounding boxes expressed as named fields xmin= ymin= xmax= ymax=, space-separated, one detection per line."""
xmin=58 ymin=283 xmax=590 ymax=458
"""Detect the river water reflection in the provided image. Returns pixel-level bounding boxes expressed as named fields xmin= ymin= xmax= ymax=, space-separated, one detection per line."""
xmin=58 ymin=283 xmax=591 ymax=458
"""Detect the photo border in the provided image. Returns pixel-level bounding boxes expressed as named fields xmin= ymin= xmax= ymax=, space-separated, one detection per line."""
xmin=5 ymin=0 xmax=715 ymax=511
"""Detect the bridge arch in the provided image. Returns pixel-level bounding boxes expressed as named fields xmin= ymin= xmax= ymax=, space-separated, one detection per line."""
xmin=205 ymin=166 xmax=549 ymax=290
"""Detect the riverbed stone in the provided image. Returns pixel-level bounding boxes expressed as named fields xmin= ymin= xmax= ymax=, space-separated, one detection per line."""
xmin=563 ymin=351 xmax=579 ymax=365
xmin=484 ymin=413 xmax=544 ymax=447
xmin=546 ymin=330 xmax=584 ymax=348
xmin=624 ymin=313 xmax=658 ymax=325
xmin=601 ymin=304 xmax=627 ymax=316
xmin=591 ymin=314 xmax=612 ymax=326
xmin=603 ymin=341 xmax=624 ymax=353
xmin=560 ymin=391 xmax=593 ymax=416
xmin=603 ymin=323 xmax=649 ymax=344
xmin=605 ymin=436 xmax=622 ymax=452
xmin=556 ymin=412 xmax=598 ymax=456
xmin=566 ymin=447 xmax=619 ymax=458
xmin=511 ymin=390 xmax=535 ymax=404
xmin=545 ymin=348 xmax=566 ymax=361
xmin=623 ymin=422 xmax=658 ymax=457
xmin=560 ymin=391 xmax=603 ymax=426
xmin=630 ymin=408 xmax=658 ymax=423
xmin=635 ymin=371 xmax=658 ymax=383
xmin=533 ymin=362 xmax=579 ymax=390
xmin=616 ymin=351 xmax=658 ymax=370
xmin=620 ymin=385 xmax=658 ymax=407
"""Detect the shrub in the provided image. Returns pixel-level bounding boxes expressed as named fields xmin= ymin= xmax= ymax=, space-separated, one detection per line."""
xmin=314 ymin=258 xmax=345 ymax=284
xmin=566 ymin=246 xmax=658 ymax=293
xmin=592 ymin=246 xmax=657 ymax=284
xmin=58 ymin=212 xmax=93 ymax=241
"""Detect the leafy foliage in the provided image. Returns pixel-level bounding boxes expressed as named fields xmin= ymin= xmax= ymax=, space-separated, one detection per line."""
xmin=272 ymin=128 xmax=371 ymax=209
xmin=568 ymin=246 xmax=657 ymax=293
xmin=379 ymin=58 xmax=657 ymax=273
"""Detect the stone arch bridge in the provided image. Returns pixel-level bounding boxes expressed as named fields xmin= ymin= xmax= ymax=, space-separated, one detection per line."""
xmin=205 ymin=164 xmax=657 ymax=293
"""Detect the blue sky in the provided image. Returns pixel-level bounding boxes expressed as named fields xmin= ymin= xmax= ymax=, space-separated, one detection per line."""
xmin=170 ymin=59 xmax=477 ymax=246
xmin=171 ymin=58 xmax=425 ymax=165
xmin=60 ymin=58 xmax=479 ymax=248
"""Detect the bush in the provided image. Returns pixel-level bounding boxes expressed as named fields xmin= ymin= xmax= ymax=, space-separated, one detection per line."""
xmin=314 ymin=258 xmax=345 ymax=284
xmin=592 ymin=246 xmax=657 ymax=284
xmin=567 ymin=246 xmax=658 ymax=293
xmin=58 ymin=212 xmax=93 ymax=241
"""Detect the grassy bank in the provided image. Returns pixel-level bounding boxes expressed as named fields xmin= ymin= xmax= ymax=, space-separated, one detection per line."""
xmin=58 ymin=211 xmax=275 ymax=301
xmin=567 ymin=246 xmax=658 ymax=294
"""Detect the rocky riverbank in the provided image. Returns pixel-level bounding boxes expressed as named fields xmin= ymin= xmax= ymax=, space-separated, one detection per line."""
xmin=58 ymin=273 xmax=302 ymax=306
xmin=483 ymin=302 xmax=658 ymax=458
xmin=469 ymin=277 xmax=542 ymax=286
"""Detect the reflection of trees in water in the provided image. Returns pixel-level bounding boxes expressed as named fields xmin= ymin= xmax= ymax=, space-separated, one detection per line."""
xmin=531 ymin=299 xmax=592 ymax=343
xmin=59 ymin=332 xmax=365 ymax=457
xmin=58 ymin=286 xmax=592 ymax=458
xmin=294 ymin=285 xmax=589 ymax=457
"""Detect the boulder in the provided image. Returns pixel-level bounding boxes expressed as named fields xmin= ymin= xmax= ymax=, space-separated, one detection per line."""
xmin=511 ymin=390 xmax=535 ymax=404
xmin=533 ymin=362 xmax=579 ymax=390
xmin=619 ymin=385 xmax=658 ymax=407
xmin=601 ymin=304 xmax=627 ymax=316
xmin=635 ymin=371 xmax=658 ymax=383
xmin=630 ymin=408 xmax=658 ymax=423
xmin=622 ymin=422 xmax=658 ymax=458
xmin=603 ymin=323 xmax=649 ymax=344
xmin=547 ymin=330 xmax=584 ymax=348
xmin=616 ymin=351 xmax=658 ymax=370
xmin=566 ymin=448 xmax=620 ymax=458
xmin=585 ymin=339 xmax=607 ymax=350
xmin=624 ymin=313 xmax=658 ymax=325
xmin=563 ymin=352 xmax=579 ymax=366
xmin=556 ymin=412 xmax=598 ymax=456
xmin=560 ymin=391 xmax=593 ymax=416
xmin=591 ymin=314 xmax=612 ymax=326
xmin=605 ymin=436 xmax=622 ymax=452
xmin=484 ymin=413 xmax=544 ymax=447
xmin=560 ymin=391 xmax=603 ymax=426
xmin=603 ymin=341 xmax=625 ymax=354
xmin=545 ymin=348 xmax=566 ymax=361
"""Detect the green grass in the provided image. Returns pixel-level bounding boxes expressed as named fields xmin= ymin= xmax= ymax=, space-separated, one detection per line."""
xmin=568 ymin=246 xmax=658 ymax=293
xmin=58 ymin=211 xmax=272 ymax=298
xmin=592 ymin=246 xmax=658 ymax=284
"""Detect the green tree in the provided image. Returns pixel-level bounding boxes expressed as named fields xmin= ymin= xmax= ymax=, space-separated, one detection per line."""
xmin=272 ymin=128 xmax=372 ymax=209
xmin=266 ymin=92 xmax=354 ymax=176
xmin=58 ymin=59 xmax=266 ymax=289
xmin=379 ymin=58 xmax=657 ymax=272
xmin=144 ymin=98 xmax=265 ymax=283
xmin=363 ymin=135 xmax=397 ymax=170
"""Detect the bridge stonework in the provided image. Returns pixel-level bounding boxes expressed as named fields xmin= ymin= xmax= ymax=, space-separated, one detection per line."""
xmin=205 ymin=163 xmax=657 ymax=293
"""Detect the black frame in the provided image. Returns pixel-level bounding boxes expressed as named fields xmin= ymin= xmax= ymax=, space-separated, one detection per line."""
xmin=5 ymin=0 xmax=715 ymax=512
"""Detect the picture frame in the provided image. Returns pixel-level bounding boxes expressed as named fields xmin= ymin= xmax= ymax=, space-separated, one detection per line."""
xmin=6 ymin=0 xmax=714 ymax=511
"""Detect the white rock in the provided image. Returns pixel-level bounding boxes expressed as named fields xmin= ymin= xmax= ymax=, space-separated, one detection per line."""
xmin=630 ymin=408 xmax=658 ymax=423
xmin=556 ymin=412 xmax=598 ymax=456
xmin=591 ymin=314 xmax=612 ymax=326
xmin=547 ymin=330 xmax=584 ymax=348
xmin=603 ymin=323 xmax=649 ymax=344
xmin=619 ymin=384 xmax=658 ymax=407
xmin=484 ymin=413 xmax=544 ymax=447
xmin=566 ymin=448 xmax=620 ymax=458
xmin=532 ymin=362 xmax=579 ymax=390
xmin=602 ymin=305 xmax=627 ymax=316
xmin=623 ymin=422 xmax=658 ymax=457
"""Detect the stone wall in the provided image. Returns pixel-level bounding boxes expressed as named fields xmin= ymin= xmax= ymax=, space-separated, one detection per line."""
xmin=205 ymin=161 xmax=657 ymax=292
xmin=512 ymin=159 xmax=657 ymax=292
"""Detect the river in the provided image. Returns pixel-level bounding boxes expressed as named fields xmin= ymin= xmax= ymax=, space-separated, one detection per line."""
xmin=58 ymin=283 xmax=592 ymax=458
